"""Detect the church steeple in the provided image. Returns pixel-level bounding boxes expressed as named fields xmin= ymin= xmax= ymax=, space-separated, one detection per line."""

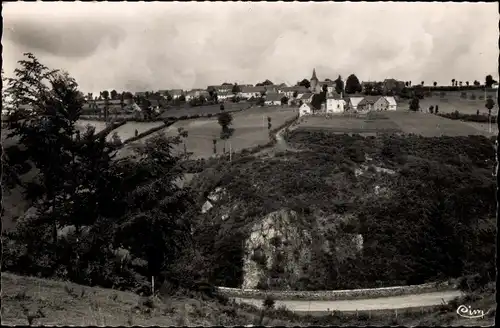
xmin=311 ymin=68 xmax=318 ymax=81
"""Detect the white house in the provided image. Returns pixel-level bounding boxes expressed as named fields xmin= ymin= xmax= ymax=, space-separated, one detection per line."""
xmin=326 ymin=93 xmax=345 ymax=113
xmin=384 ymin=96 xmax=397 ymax=110
xmin=373 ymin=96 xmax=390 ymax=111
xmin=299 ymin=103 xmax=312 ymax=117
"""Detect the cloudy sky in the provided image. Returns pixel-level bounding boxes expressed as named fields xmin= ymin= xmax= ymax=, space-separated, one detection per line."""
xmin=3 ymin=2 xmax=498 ymax=94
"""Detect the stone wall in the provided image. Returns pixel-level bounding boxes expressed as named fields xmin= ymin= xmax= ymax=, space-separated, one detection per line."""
xmin=217 ymin=280 xmax=457 ymax=301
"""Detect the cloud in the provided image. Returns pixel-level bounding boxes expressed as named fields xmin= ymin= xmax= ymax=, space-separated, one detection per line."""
xmin=2 ymin=2 xmax=498 ymax=94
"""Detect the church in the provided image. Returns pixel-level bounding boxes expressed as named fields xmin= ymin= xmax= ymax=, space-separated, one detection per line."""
xmin=308 ymin=68 xmax=346 ymax=113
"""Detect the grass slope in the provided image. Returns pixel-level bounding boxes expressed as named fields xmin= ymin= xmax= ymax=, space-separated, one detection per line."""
xmin=0 ymin=272 xmax=300 ymax=326
xmin=2 ymin=273 xmax=493 ymax=327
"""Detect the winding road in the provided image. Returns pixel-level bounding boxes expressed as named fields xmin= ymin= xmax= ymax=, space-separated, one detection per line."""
xmin=232 ymin=290 xmax=462 ymax=312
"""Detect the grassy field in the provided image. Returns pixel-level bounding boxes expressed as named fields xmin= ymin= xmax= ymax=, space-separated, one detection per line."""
xmin=124 ymin=107 xmax=298 ymax=159
xmin=399 ymin=96 xmax=498 ymax=115
xmin=294 ymin=111 xmax=493 ymax=137
xmin=160 ymin=102 xmax=252 ymax=119
xmin=76 ymin=120 xmax=164 ymax=142
xmin=295 ymin=114 xmax=402 ymax=134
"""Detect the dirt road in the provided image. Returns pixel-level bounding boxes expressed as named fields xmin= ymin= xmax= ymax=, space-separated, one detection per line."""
xmin=232 ymin=290 xmax=462 ymax=312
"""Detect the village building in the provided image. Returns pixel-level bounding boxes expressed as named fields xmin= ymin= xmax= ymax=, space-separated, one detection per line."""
xmin=299 ymin=103 xmax=312 ymax=117
xmin=326 ymin=92 xmax=345 ymax=113
xmin=240 ymin=86 xmax=266 ymax=99
xmin=299 ymin=93 xmax=314 ymax=104
xmin=264 ymin=93 xmax=283 ymax=106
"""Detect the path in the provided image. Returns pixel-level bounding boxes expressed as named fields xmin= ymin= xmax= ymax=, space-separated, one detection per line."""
xmin=232 ymin=290 xmax=461 ymax=312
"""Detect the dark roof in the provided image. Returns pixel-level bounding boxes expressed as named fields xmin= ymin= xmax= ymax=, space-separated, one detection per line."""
xmin=265 ymin=93 xmax=283 ymax=102
xmin=358 ymin=95 xmax=381 ymax=105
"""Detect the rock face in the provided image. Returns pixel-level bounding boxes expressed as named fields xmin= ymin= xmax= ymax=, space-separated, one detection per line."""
xmin=241 ymin=209 xmax=312 ymax=290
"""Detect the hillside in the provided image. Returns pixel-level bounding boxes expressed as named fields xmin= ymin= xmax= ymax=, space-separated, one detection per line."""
xmin=189 ymin=131 xmax=496 ymax=291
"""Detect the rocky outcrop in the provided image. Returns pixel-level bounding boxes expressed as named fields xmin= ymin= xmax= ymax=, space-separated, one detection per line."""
xmin=242 ymin=209 xmax=312 ymax=290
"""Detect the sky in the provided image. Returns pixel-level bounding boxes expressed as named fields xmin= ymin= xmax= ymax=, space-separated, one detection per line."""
xmin=3 ymin=2 xmax=499 ymax=94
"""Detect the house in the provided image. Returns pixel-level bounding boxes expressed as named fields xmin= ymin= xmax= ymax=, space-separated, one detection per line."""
xmin=264 ymin=93 xmax=283 ymax=106
xmin=184 ymin=89 xmax=209 ymax=101
xmin=345 ymin=94 xmax=365 ymax=111
xmin=168 ymin=89 xmax=184 ymax=99
xmin=264 ymin=85 xmax=278 ymax=93
xmin=373 ymin=97 xmax=390 ymax=111
xmin=280 ymin=86 xmax=309 ymax=98
xmin=320 ymin=80 xmax=336 ymax=94
xmin=217 ymin=91 xmax=233 ymax=101
xmin=357 ymin=95 xmax=381 ymax=111
xmin=240 ymin=86 xmax=266 ymax=99
xmin=299 ymin=103 xmax=312 ymax=117
xmin=326 ymin=92 xmax=345 ymax=113
xmin=299 ymin=93 xmax=314 ymax=104
xmin=384 ymin=96 xmax=397 ymax=111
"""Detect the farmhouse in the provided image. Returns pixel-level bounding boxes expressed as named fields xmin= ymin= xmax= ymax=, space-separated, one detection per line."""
xmin=384 ymin=96 xmax=397 ymax=110
xmin=373 ymin=96 xmax=390 ymax=111
xmin=365 ymin=96 xmax=398 ymax=111
xmin=326 ymin=92 xmax=345 ymax=113
xmin=346 ymin=94 xmax=365 ymax=111
xmin=357 ymin=96 xmax=380 ymax=112
xmin=265 ymin=93 xmax=283 ymax=106
xmin=299 ymin=103 xmax=312 ymax=117
xmin=299 ymin=93 xmax=314 ymax=104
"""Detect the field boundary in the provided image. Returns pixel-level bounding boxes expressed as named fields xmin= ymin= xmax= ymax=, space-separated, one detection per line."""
xmin=216 ymin=280 xmax=457 ymax=301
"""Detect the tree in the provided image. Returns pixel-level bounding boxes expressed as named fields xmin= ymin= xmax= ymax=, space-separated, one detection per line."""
xmin=345 ymin=74 xmax=362 ymax=94
xmin=421 ymin=81 xmax=424 ymax=86
xmin=298 ymin=79 xmax=310 ymax=89
xmin=435 ymin=105 xmax=439 ymax=114
xmin=293 ymin=91 xmax=298 ymax=98
xmin=220 ymin=104 xmax=225 ymax=111
xmin=334 ymin=75 xmax=344 ymax=95
xmin=485 ymin=98 xmax=495 ymax=116
xmin=281 ymin=96 xmax=289 ymax=106
xmin=267 ymin=116 xmax=272 ymax=130
xmin=113 ymin=133 xmax=195 ymax=279
xmin=179 ymin=94 xmax=186 ymax=102
xmin=110 ymin=90 xmax=118 ymax=100
xmin=451 ymin=79 xmax=455 ymax=86
xmin=485 ymin=75 xmax=497 ymax=88
xmin=3 ymin=54 xmax=87 ymax=246
xmin=429 ymin=105 xmax=434 ymax=114
xmin=459 ymin=81 xmax=463 ymax=87
xmin=466 ymin=81 xmax=469 ymax=87
xmin=217 ymin=112 xmax=234 ymax=155
xmin=473 ymin=80 xmax=481 ymax=86
xmin=256 ymin=79 xmax=274 ymax=86
xmin=231 ymin=83 xmax=241 ymax=95
xmin=433 ymin=82 xmax=437 ymax=87
xmin=409 ymin=97 xmax=420 ymax=111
